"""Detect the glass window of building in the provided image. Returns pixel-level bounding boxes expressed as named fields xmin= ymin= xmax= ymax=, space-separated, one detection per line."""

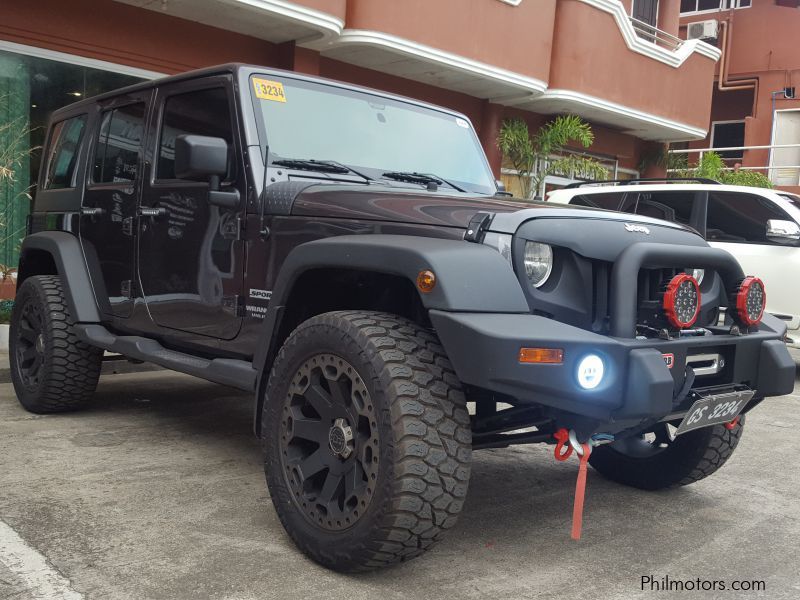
xmin=0 ymin=49 xmax=148 ymax=265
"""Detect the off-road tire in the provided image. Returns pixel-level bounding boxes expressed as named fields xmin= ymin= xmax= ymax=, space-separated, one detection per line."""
xmin=589 ymin=417 xmax=745 ymax=490
xmin=10 ymin=275 xmax=103 ymax=413
xmin=263 ymin=311 xmax=471 ymax=572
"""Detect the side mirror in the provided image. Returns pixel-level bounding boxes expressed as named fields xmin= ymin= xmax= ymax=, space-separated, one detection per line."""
xmin=174 ymin=135 xmax=228 ymax=183
xmin=766 ymin=219 xmax=800 ymax=243
xmin=174 ymin=134 xmax=239 ymax=209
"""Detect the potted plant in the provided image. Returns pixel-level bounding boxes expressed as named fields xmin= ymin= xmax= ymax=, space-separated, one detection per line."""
xmin=0 ymin=264 xmax=16 ymax=299
xmin=497 ymin=115 xmax=608 ymax=200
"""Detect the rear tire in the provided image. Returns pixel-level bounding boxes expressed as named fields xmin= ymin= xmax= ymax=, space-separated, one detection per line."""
xmin=263 ymin=311 xmax=471 ymax=571
xmin=9 ymin=275 xmax=103 ymax=413
xmin=589 ymin=417 xmax=745 ymax=490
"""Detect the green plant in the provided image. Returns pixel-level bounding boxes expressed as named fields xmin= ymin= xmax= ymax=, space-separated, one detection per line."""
xmin=1 ymin=92 xmax=40 ymax=266
xmin=669 ymin=151 xmax=774 ymax=189
xmin=0 ymin=299 xmax=13 ymax=324
xmin=721 ymin=169 xmax=774 ymax=188
xmin=497 ymin=115 xmax=608 ymax=199
xmin=0 ymin=264 xmax=17 ymax=281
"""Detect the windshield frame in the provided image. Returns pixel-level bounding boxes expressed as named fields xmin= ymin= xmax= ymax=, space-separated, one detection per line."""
xmin=245 ymin=70 xmax=497 ymax=195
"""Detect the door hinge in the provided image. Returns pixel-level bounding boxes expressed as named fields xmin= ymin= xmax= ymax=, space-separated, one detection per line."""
xmin=221 ymin=216 xmax=244 ymax=240
xmin=221 ymin=295 xmax=245 ymax=317
xmin=122 ymin=217 xmax=134 ymax=236
xmin=121 ymin=280 xmax=134 ymax=298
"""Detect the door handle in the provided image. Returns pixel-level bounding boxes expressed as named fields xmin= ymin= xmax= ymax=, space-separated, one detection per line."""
xmin=138 ymin=207 xmax=167 ymax=217
xmin=81 ymin=207 xmax=106 ymax=216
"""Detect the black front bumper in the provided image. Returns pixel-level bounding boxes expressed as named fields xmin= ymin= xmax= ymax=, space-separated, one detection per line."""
xmin=430 ymin=310 xmax=795 ymax=435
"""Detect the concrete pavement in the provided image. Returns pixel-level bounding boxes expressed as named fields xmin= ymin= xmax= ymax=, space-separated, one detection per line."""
xmin=1 ymin=368 xmax=799 ymax=600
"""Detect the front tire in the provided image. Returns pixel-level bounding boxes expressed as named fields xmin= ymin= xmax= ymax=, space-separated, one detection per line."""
xmin=589 ymin=417 xmax=745 ymax=490
xmin=263 ymin=311 xmax=471 ymax=571
xmin=9 ymin=275 xmax=103 ymax=413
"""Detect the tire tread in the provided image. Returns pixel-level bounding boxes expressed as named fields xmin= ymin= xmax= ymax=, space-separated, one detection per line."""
xmin=11 ymin=275 xmax=102 ymax=413
xmin=264 ymin=310 xmax=471 ymax=571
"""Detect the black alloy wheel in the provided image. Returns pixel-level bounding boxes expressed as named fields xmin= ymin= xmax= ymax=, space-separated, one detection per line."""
xmin=279 ymin=353 xmax=379 ymax=531
xmin=263 ymin=311 xmax=472 ymax=571
xmin=14 ymin=295 xmax=47 ymax=388
xmin=9 ymin=275 xmax=103 ymax=413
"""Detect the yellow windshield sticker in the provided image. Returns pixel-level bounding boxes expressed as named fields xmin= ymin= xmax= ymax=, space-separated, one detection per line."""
xmin=253 ymin=78 xmax=286 ymax=103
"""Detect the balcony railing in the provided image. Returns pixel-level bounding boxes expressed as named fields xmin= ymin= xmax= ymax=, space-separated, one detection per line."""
xmin=629 ymin=17 xmax=684 ymax=51
xmin=668 ymin=144 xmax=800 ymax=186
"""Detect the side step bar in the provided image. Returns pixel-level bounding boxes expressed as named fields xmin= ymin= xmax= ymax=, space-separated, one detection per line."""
xmin=74 ymin=324 xmax=257 ymax=392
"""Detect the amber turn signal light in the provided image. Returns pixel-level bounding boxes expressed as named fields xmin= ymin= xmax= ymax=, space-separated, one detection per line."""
xmin=416 ymin=270 xmax=436 ymax=293
xmin=518 ymin=348 xmax=564 ymax=364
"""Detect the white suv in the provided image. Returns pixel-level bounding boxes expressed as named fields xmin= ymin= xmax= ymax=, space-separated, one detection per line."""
xmin=548 ymin=180 xmax=800 ymax=346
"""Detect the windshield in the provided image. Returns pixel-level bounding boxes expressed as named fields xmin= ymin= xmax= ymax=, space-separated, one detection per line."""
xmin=249 ymin=74 xmax=496 ymax=194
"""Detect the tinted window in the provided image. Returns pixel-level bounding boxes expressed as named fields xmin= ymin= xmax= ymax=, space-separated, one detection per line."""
xmin=707 ymin=192 xmax=789 ymax=243
xmin=779 ymin=193 xmax=800 ymax=210
xmin=157 ymin=87 xmax=233 ymax=180
xmin=92 ymin=103 xmax=146 ymax=183
xmin=622 ymin=192 xmax=694 ymax=224
xmin=43 ymin=115 xmax=86 ymax=189
xmin=570 ymin=192 xmax=623 ymax=210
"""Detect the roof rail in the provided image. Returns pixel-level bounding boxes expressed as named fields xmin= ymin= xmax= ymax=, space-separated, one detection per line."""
xmin=563 ymin=177 xmax=720 ymax=189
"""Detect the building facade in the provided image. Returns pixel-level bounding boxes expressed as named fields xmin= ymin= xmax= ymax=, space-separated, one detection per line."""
xmin=680 ymin=0 xmax=800 ymax=192
xmin=0 ymin=0 xmax=720 ymax=263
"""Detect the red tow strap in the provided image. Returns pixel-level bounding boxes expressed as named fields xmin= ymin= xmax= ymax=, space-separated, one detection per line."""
xmin=553 ymin=428 xmax=592 ymax=540
xmin=724 ymin=416 xmax=740 ymax=430
xmin=570 ymin=443 xmax=592 ymax=541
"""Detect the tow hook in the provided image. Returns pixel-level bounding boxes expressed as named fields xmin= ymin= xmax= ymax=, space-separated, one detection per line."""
xmin=552 ymin=428 xmax=616 ymax=540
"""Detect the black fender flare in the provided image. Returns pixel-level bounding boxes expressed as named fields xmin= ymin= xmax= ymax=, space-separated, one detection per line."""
xmin=251 ymin=234 xmax=529 ymax=433
xmin=18 ymin=231 xmax=102 ymax=323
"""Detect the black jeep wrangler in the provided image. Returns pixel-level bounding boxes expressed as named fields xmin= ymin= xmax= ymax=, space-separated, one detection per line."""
xmin=11 ymin=64 xmax=794 ymax=571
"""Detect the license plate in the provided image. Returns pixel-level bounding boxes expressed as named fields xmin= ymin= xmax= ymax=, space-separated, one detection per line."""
xmin=674 ymin=388 xmax=754 ymax=436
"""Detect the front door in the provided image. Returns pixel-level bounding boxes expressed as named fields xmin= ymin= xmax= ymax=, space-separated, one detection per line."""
xmin=632 ymin=0 xmax=659 ymax=27
xmin=705 ymin=190 xmax=800 ymax=331
xmin=138 ymin=77 xmax=245 ymax=339
xmin=80 ymin=91 xmax=152 ymax=318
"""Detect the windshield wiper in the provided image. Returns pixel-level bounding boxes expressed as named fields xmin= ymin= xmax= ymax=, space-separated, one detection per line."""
xmin=271 ymin=158 xmax=373 ymax=182
xmin=381 ymin=171 xmax=465 ymax=192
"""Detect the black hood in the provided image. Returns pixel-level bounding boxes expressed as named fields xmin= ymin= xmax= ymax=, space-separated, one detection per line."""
xmin=271 ymin=181 xmax=698 ymax=236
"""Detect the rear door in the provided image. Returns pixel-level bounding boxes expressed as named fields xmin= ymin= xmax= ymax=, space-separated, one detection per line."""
xmin=137 ymin=76 xmax=245 ymax=339
xmin=80 ymin=91 xmax=152 ymax=318
xmin=705 ymin=191 xmax=800 ymax=330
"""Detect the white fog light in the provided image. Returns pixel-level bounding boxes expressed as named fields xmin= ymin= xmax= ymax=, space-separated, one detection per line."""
xmin=577 ymin=354 xmax=604 ymax=390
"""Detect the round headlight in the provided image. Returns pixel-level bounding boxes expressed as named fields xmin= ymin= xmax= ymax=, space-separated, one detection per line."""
xmin=577 ymin=354 xmax=604 ymax=390
xmin=735 ymin=276 xmax=766 ymax=326
xmin=663 ymin=274 xmax=701 ymax=328
xmin=524 ymin=242 xmax=553 ymax=288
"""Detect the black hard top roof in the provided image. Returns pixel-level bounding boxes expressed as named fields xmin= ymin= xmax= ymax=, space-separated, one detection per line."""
xmin=50 ymin=63 xmax=467 ymax=122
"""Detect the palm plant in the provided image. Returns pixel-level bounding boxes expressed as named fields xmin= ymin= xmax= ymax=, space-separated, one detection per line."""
xmin=671 ymin=151 xmax=773 ymax=189
xmin=0 ymin=105 xmax=38 ymax=264
xmin=497 ymin=115 xmax=608 ymax=199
